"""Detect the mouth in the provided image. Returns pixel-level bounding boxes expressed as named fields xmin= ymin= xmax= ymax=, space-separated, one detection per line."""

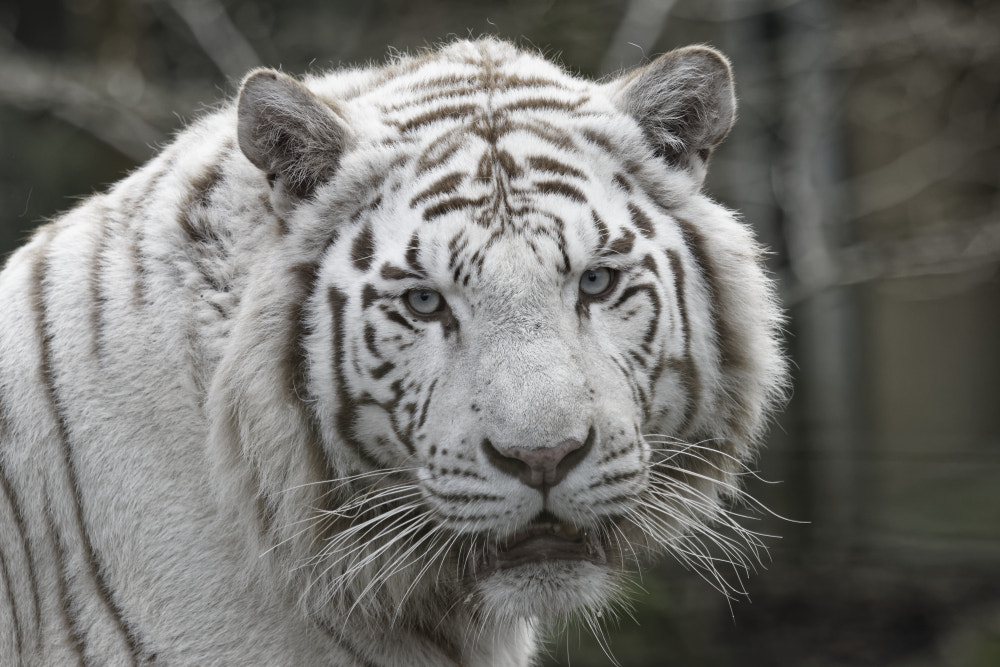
xmin=470 ymin=512 xmax=608 ymax=579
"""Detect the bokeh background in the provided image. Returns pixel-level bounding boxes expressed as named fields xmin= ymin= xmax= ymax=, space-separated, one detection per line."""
xmin=1 ymin=0 xmax=998 ymax=665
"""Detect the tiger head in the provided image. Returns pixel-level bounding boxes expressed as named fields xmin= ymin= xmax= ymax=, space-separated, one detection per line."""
xmin=215 ymin=39 xmax=785 ymax=634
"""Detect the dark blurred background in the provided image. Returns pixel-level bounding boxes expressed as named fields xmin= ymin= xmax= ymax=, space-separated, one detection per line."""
xmin=1 ymin=0 xmax=998 ymax=665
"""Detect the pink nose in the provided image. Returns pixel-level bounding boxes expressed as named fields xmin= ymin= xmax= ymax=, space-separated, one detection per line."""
xmin=482 ymin=430 xmax=593 ymax=490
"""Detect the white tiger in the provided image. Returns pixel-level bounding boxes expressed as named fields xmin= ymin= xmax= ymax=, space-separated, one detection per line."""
xmin=0 ymin=39 xmax=786 ymax=665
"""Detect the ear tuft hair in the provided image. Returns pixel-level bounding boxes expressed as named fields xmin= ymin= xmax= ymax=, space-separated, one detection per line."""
xmin=614 ymin=46 xmax=736 ymax=181
xmin=237 ymin=69 xmax=349 ymax=200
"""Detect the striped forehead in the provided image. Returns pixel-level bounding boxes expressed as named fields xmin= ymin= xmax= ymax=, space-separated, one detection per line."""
xmin=369 ymin=48 xmax=619 ymax=231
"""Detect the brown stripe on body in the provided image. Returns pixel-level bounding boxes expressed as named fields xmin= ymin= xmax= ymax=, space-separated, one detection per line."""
xmin=669 ymin=214 xmax=748 ymax=376
xmin=282 ymin=261 xmax=322 ymax=414
xmin=666 ymin=249 xmax=701 ymax=434
xmin=87 ymin=213 xmax=113 ymax=363
xmin=0 ymin=550 xmax=22 ymax=657
xmin=281 ymin=260 xmax=341 ymax=521
xmin=29 ymin=250 xmax=144 ymax=664
xmin=124 ymin=166 xmax=174 ymax=309
xmin=42 ymin=500 xmax=86 ymax=666
xmin=0 ymin=457 xmax=42 ymax=652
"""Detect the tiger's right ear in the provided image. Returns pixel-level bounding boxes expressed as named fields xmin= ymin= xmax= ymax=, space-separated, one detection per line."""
xmin=237 ymin=69 xmax=350 ymax=201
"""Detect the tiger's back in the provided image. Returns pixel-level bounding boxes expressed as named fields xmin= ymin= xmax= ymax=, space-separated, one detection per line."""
xmin=0 ymin=39 xmax=785 ymax=665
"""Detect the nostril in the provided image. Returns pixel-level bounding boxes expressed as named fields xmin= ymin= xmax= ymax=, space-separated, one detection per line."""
xmin=482 ymin=429 xmax=594 ymax=490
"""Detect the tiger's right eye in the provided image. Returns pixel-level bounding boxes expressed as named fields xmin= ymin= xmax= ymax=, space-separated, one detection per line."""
xmin=405 ymin=288 xmax=444 ymax=316
xmin=579 ymin=267 xmax=617 ymax=298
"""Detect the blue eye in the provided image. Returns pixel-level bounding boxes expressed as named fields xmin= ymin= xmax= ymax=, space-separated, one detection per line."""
xmin=405 ymin=288 xmax=444 ymax=316
xmin=579 ymin=267 xmax=616 ymax=297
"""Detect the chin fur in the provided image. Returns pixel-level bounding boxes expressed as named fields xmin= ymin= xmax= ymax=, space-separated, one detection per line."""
xmin=472 ymin=561 xmax=622 ymax=620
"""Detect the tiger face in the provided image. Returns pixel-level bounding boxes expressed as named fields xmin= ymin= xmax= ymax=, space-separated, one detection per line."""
xmin=232 ymin=38 xmax=785 ymax=630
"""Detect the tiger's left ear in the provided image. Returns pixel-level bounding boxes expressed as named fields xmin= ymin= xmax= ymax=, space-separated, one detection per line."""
xmin=237 ymin=68 xmax=350 ymax=201
xmin=612 ymin=46 xmax=736 ymax=184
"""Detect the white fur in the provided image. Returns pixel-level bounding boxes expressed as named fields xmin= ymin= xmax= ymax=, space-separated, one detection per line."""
xmin=0 ymin=39 xmax=785 ymax=665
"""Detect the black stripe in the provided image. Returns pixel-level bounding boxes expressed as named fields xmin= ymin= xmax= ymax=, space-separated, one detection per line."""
xmin=611 ymin=282 xmax=661 ymax=348
xmin=423 ymin=195 xmax=488 ymax=223
xmin=0 ymin=550 xmax=22 ymax=658
xmin=579 ymin=127 xmax=619 ymax=156
xmin=31 ymin=251 xmax=143 ymax=663
xmin=127 ymin=223 xmax=148 ymax=309
xmin=88 ymin=215 xmax=112 ymax=363
xmin=605 ymin=228 xmax=635 ymax=257
xmin=351 ymin=225 xmax=376 ymax=272
xmin=328 ymin=287 xmax=383 ymax=471
xmin=666 ymin=249 xmax=701 ymax=433
xmin=500 ymin=96 xmax=585 ymax=114
xmin=613 ymin=173 xmax=632 ymax=193
xmin=628 ymin=202 xmax=655 ymax=239
xmin=591 ymin=211 xmax=610 ymax=250
xmin=379 ymin=263 xmax=422 ymax=282
xmin=42 ymin=499 xmax=86 ymax=666
xmin=405 ymin=232 xmax=424 ymax=274
xmin=413 ymin=135 xmax=466 ymax=177
xmin=525 ymin=155 xmax=585 ymax=180
xmin=370 ymin=361 xmax=395 ymax=380
xmin=409 ymin=172 xmax=465 ymax=208
xmin=533 ymin=180 xmax=587 ymax=203
xmin=396 ymin=103 xmax=479 ymax=133
xmin=384 ymin=310 xmax=416 ymax=332
xmin=0 ymin=417 xmax=42 ymax=654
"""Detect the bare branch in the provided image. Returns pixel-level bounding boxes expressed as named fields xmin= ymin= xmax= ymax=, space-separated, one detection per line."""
xmin=165 ymin=0 xmax=261 ymax=81
xmin=0 ymin=49 xmax=170 ymax=161
xmin=598 ymin=0 xmax=678 ymax=76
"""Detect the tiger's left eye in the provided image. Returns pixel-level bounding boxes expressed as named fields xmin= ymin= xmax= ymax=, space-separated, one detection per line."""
xmin=579 ymin=267 xmax=616 ymax=297
xmin=405 ymin=288 xmax=444 ymax=316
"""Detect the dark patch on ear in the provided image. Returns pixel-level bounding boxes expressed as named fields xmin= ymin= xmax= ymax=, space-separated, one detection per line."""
xmin=237 ymin=69 xmax=350 ymax=200
xmin=614 ymin=46 xmax=736 ymax=177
